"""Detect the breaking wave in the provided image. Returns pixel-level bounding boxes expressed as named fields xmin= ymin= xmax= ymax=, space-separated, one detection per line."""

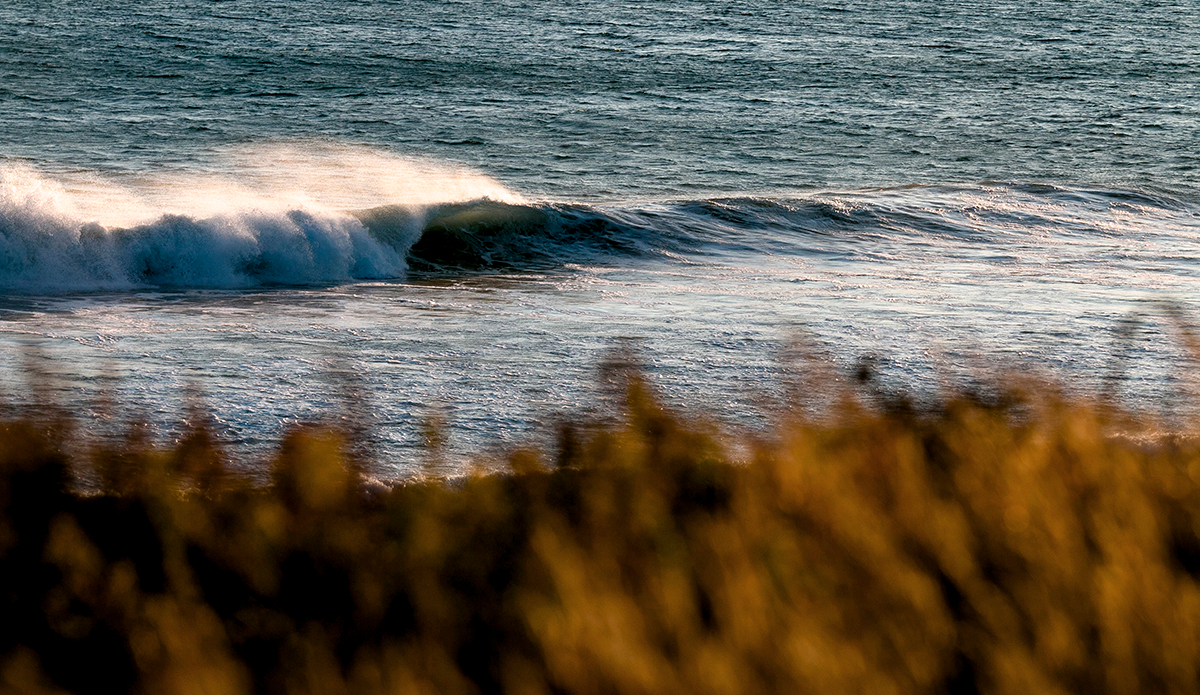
xmin=1 ymin=161 xmax=1196 ymax=293
xmin=0 ymin=167 xmax=405 ymax=292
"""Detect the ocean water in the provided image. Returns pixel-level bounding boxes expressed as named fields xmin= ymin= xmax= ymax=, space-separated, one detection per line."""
xmin=1 ymin=0 xmax=1198 ymax=474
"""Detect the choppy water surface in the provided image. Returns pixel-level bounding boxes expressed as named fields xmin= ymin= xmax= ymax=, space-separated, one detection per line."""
xmin=0 ymin=0 xmax=1197 ymax=472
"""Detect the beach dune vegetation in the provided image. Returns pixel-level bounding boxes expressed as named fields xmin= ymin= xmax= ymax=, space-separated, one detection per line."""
xmin=2 ymin=366 xmax=1200 ymax=694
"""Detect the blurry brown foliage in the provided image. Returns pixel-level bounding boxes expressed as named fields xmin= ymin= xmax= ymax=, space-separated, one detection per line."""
xmin=3 ymin=366 xmax=1200 ymax=695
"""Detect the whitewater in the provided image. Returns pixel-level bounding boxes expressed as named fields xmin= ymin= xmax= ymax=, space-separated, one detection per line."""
xmin=1 ymin=0 xmax=1197 ymax=472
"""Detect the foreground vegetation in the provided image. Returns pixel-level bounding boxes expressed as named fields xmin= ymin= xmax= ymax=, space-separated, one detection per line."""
xmin=3 ymin=368 xmax=1200 ymax=695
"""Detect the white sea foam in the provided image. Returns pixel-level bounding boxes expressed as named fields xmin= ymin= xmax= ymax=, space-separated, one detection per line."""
xmin=0 ymin=146 xmax=523 ymax=292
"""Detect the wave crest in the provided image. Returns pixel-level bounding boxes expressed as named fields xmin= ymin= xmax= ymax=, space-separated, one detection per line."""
xmin=0 ymin=174 xmax=406 ymax=292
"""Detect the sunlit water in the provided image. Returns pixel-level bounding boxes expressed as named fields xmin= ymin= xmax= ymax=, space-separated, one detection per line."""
xmin=1 ymin=0 xmax=1197 ymax=474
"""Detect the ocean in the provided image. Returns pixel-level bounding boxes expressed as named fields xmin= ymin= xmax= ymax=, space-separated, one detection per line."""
xmin=1 ymin=0 xmax=1197 ymax=475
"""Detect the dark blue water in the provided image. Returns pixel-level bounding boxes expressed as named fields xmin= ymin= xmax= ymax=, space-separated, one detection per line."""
xmin=1 ymin=0 xmax=1198 ymax=473
xmin=3 ymin=0 xmax=1197 ymax=196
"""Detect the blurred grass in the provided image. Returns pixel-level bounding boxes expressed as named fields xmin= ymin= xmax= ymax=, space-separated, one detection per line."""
xmin=4 ymin=364 xmax=1200 ymax=695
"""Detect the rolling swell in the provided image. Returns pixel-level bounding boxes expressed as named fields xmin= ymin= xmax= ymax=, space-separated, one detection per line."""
xmin=394 ymin=184 xmax=1200 ymax=274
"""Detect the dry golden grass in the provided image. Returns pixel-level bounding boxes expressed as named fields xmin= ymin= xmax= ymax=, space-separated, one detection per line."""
xmin=3 ymin=369 xmax=1200 ymax=694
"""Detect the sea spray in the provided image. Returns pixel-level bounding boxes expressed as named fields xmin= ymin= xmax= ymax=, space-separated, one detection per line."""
xmin=0 ymin=150 xmax=530 ymax=291
xmin=0 ymin=170 xmax=404 ymax=291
